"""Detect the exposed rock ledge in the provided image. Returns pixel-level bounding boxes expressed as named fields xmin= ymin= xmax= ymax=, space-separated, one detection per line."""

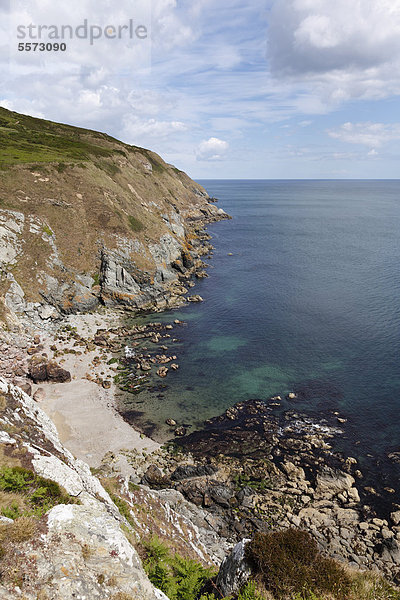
xmin=0 ymin=377 xmax=200 ymax=599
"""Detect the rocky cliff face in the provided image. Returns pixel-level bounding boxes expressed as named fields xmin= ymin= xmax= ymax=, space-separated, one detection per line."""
xmin=0 ymin=107 xmax=229 ymax=326
xmin=0 ymin=377 xmax=228 ymax=599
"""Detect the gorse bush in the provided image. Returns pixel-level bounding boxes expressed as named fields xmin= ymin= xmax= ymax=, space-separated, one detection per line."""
xmin=245 ymin=529 xmax=351 ymax=600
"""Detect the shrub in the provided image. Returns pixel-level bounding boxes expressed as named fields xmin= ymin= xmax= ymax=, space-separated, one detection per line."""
xmin=140 ymin=536 xmax=216 ymax=600
xmin=245 ymin=529 xmax=351 ymax=600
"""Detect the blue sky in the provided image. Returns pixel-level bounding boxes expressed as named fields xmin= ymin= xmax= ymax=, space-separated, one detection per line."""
xmin=2 ymin=0 xmax=400 ymax=178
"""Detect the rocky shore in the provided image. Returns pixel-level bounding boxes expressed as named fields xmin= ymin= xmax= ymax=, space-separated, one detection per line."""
xmin=1 ymin=108 xmax=400 ymax=597
xmin=2 ymin=205 xmax=400 ymax=588
xmin=130 ymin=399 xmax=400 ymax=583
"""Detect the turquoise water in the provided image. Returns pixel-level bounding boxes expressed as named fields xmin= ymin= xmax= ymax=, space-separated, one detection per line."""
xmin=125 ymin=180 xmax=400 ymax=489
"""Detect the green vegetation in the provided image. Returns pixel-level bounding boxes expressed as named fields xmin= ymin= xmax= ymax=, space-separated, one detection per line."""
xmin=42 ymin=224 xmax=53 ymax=236
xmin=0 ymin=107 xmax=122 ymax=167
xmin=233 ymin=473 xmax=271 ymax=492
xmin=246 ymin=529 xmax=351 ymax=600
xmin=0 ymin=466 xmax=78 ymax=518
xmin=141 ymin=150 xmax=167 ymax=174
xmin=95 ymin=160 xmax=121 ymax=177
xmin=140 ymin=536 xmax=216 ymax=600
xmin=128 ymin=215 xmax=145 ymax=232
xmin=92 ymin=273 xmax=100 ymax=287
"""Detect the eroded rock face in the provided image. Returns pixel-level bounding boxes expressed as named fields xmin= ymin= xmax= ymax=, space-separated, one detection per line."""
xmin=0 ymin=378 xmax=168 ymax=600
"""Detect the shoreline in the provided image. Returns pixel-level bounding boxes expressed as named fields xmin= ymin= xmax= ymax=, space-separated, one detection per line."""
xmin=0 ymin=211 xmax=226 ymax=476
xmin=0 ymin=309 xmax=160 ymax=475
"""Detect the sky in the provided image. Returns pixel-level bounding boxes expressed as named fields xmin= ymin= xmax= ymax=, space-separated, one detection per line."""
xmin=2 ymin=0 xmax=400 ymax=179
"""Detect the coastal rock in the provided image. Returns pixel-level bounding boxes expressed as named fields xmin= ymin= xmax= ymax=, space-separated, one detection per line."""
xmin=28 ymin=356 xmax=71 ymax=384
xmin=315 ymin=467 xmax=358 ymax=501
xmin=141 ymin=464 xmax=170 ymax=488
xmin=174 ymin=426 xmax=187 ymax=437
xmin=170 ymin=464 xmax=218 ymax=481
xmin=0 ymin=378 xmax=168 ymax=599
xmin=215 ymin=539 xmax=252 ymax=597
xmin=33 ymin=387 xmax=46 ymax=402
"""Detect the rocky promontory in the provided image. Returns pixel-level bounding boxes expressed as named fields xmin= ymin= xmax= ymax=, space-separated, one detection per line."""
xmin=0 ymin=107 xmax=229 ymax=328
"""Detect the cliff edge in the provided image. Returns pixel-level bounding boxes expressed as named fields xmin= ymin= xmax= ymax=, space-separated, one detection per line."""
xmin=0 ymin=107 xmax=229 ymax=326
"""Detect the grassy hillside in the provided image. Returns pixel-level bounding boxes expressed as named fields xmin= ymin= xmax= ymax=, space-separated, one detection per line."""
xmin=0 ymin=108 xmax=216 ymax=314
xmin=0 ymin=107 xmax=129 ymax=167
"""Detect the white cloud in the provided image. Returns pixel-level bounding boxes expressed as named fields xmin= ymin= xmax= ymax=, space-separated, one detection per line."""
xmin=197 ymin=137 xmax=229 ymax=161
xmin=268 ymin=0 xmax=400 ymax=105
xmin=123 ymin=115 xmax=187 ymax=141
xmin=328 ymin=122 xmax=400 ymax=147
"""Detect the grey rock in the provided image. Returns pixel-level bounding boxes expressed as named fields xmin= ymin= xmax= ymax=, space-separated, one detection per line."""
xmin=216 ymin=539 xmax=252 ymax=597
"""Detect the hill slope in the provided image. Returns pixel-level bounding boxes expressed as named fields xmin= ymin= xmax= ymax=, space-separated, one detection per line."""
xmin=0 ymin=108 xmax=228 ymax=324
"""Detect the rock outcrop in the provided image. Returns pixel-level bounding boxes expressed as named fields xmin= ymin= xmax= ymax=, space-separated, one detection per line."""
xmin=215 ymin=539 xmax=252 ymax=597
xmin=0 ymin=107 xmax=230 ymax=325
xmin=0 ymin=377 xmax=169 ymax=599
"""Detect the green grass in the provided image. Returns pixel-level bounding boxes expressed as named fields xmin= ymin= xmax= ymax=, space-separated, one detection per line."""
xmin=0 ymin=107 xmax=124 ymax=167
xmin=0 ymin=466 xmax=79 ymax=518
xmin=128 ymin=215 xmax=145 ymax=232
xmin=42 ymin=225 xmax=53 ymax=236
xmin=140 ymin=150 xmax=168 ymax=174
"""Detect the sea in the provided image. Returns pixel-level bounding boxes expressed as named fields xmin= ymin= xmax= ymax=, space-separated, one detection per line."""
xmin=123 ymin=180 xmax=400 ymax=499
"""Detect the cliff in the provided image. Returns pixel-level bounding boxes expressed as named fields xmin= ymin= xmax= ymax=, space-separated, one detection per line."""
xmin=1 ymin=110 xmax=400 ymax=600
xmin=0 ymin=107 xmax=228 ymax=326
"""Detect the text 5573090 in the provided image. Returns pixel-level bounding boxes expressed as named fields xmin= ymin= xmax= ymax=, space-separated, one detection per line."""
xmin=18 ymin=43 xmax=67 ymax=51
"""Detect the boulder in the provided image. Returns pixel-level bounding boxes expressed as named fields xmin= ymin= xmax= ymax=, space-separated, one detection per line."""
xmin=157 ymin=367 xmax=169 ymax=378
xmin=315 ymin=467 xmax=357 ymax=501
xmin=216 ymin=539 xmax=252 ymax=597
xmin=33 ymin=387 xmax=46 ymax=402
xmin=29 ymin=356 xmax=71 ymax=384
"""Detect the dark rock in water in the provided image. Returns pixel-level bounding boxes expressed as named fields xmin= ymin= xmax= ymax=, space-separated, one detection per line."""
xmin=170 ymin=464 xmax=217 ymax=481
xmin=175 ymin=399 xmax=279 ymax=459
xmin=294 ymin=379 xmax=344 ymax=403
xmin=174 ymin=426 xmax=187 ymax=437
